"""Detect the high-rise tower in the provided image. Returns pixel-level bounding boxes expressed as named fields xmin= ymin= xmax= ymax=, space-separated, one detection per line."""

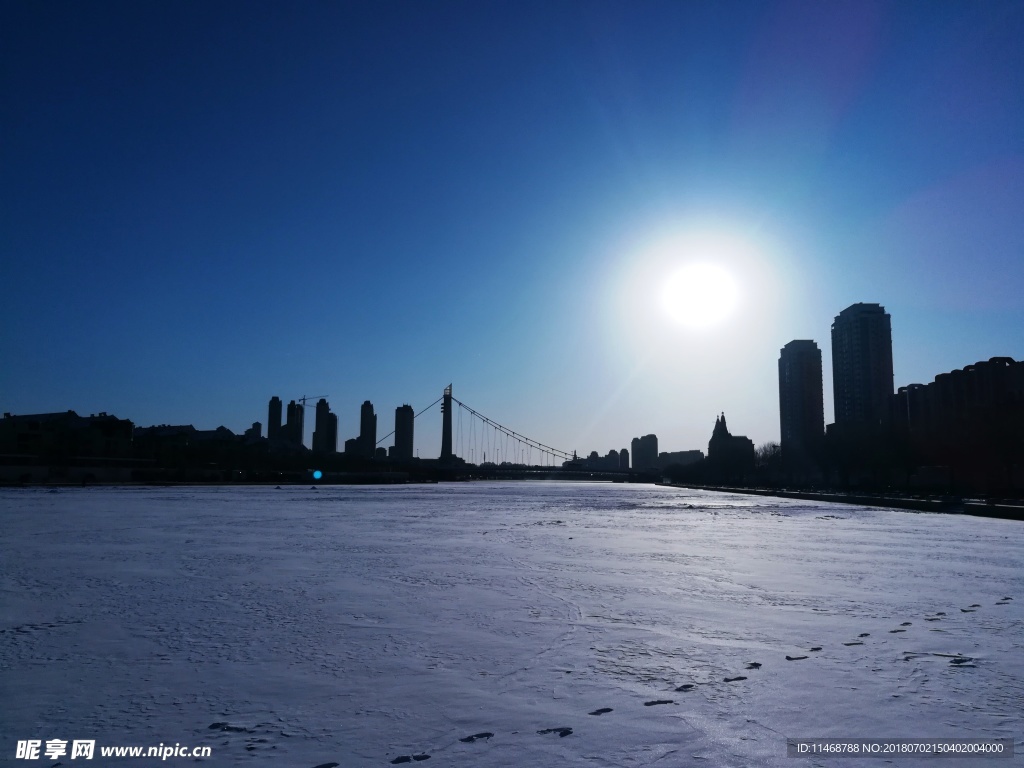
xmin=359 ymin=400 xmax=377 ymax=458
xmin=779 ymin=340 xmax=824 ymax=464
xmin=267 ymin=396 xmax=282 ymax=441
xmin=394 ymin=404 xmax=414 ymax=461
xmin=831 ymin=303 xmax=894 ymax=430
xmin=312 ymin=398 xmax=337 ymax=453
xmin=630 ymin=434 xmax=658 ymax=470
xmin=285 ymin=400 xmax=304 ymax=446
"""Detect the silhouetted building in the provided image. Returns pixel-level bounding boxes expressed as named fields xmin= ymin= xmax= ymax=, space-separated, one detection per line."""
xmin=133 ymin=423 xmax=239 ymax=460
xmin=892 ymin=357 xmax=1024 ymax=492
xmin=779 ymin=340 xmax=824 ymax=467
xmin=831 ymin=303 xmax=893 ymax=431
xmin=394 ymin=404 xmax=414 ymax=461
xmin=0 ymin=410 xmax=134 ymax=459
xmin=312 ymin=398 xmax=338 ymax=453
xmin=582 ymin=449 xmax=624 ymax=471
xmin=619 ymin=448 xmax=629 ymax=470
xmin=631 ymin=434 xmax=658 ymax=470
xmin=708 ymin=413 xmax=755 ymax=479
xmin=244 ymin=422 xmax=262 ymax=440
xmin=657 ymin=450 xmax=703 ymax=469
xmin=267 ymin=397 xmax=282 ymax=441
xmin=359 ymin=400 xmax=377 ymax=458
xmin=284 ymin=400 xmax=304 ymax=447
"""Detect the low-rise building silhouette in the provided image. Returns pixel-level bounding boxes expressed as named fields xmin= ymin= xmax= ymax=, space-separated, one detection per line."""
xmin=707 ymin=413 xmax=754 ymax=479
xmin=892 ymin=356 xmax=1024 ymax=491
xmin=0 ymin=410 xmax=133 ymax=459
xmin=657 ymin=450 xmax=703 ymax=469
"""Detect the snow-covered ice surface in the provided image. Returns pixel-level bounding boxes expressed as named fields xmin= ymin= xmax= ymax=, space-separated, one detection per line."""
xmin=1 ymin=482 xmax=1021 ymax=767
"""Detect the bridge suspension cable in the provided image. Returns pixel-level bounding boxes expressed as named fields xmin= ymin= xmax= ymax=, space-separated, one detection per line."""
xmin=450 ymin=395 xmax=574 ymax=464
xmin=374 ymin=395 xmax=443 ymax=447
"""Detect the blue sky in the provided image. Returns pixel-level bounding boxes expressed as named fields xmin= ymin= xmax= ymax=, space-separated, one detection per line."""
xmin=2 ymin=0 xmax=1022 ymax=459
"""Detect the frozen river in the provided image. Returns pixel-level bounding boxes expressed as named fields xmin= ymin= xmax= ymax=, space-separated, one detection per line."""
xmin=1 ymin=482 xmax=1021 ymax=766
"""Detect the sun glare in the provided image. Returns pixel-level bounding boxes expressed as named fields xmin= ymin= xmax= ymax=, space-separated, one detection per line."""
xmin=661 ymin=262 xmax=739 ymax=329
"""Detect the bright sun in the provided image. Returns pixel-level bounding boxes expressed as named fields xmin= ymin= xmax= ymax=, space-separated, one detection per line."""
xmin=661 ymin=262 xmax=739 ymax=329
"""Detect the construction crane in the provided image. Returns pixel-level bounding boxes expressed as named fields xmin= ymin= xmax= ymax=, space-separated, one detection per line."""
xmin=297 ymin=395 xmax=328 ymax=408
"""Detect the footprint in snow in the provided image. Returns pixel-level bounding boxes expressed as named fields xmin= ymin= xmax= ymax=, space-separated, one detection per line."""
xmin=723 ymin=676 xmax=747 ymax=682
xmin=588 ymin=708 xmax=613 ymax=716
xmin=675 ymin=683 xmax=696 ymax=691
xmin=859 ymin=633 xmax=871 ymax=637
xmin=745 ymin=662 xmax=762 ymax=670
xmin=311 ymin=763 xmax=340 ymax=768
xmin=644 ymin=699 xmax=675 ymax=706
xmin=537 ymin=727 xmax=573 ymax=737
xmin=459 ymin=732 xmax=493 ymax=743
xmin=843 ymin=642 xmax=863 ymax=646
xmin=786 ymin=655 xmax=808 ymax=661
xmin=390 ymin=755 xmax=430 ymax=764
xmin=208 ymin=723 xmax=251 ymax=733
xmin=809 ymin=647 xmax=822 ymax=652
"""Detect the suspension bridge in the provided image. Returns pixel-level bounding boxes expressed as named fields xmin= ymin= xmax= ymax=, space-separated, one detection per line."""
xmin=376 ymin=384 xmax=576 ymax=467
xmin=370 ymin=385 xmax=638 ymax=480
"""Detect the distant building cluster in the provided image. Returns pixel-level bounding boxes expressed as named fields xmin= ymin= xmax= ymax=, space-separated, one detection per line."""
xmin=578 ymin=437 xmax=704 ymax=473
xmin=265 ymin=395 xmax=414 ymax=462
xmin=2 ymin=301 xmax=1020 ymax=493
xmin=774 ymin=303 xmax=1024 ymax=490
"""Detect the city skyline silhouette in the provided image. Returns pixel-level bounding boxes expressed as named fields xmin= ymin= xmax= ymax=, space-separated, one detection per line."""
xmin=2 ymin=1 xmax=1022 ymax=456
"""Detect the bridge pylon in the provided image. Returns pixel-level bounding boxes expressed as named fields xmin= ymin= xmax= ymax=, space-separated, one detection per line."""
xmin=440 ymin=384 xmax=453 ymax=462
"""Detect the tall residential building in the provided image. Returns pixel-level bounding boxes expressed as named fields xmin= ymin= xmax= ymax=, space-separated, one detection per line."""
xmin=359 ymin=400 xmax=377 ymax=458
xmin=285 ymin=400 xmax=304 ymax=446
xmin=267 ymin=396 xmax=282 ymax=441
xmin=831 ymin=303 xmax=894 ymax=429
xmin=394 ymin=404 xmax=414 ymax=461
xmin=312 ymin=398 xmax=338 ymax=453
xmin=779 ymin=340 xmax=824 ymax=463
xmin=630 ymin=434 xmax=658 ymax=470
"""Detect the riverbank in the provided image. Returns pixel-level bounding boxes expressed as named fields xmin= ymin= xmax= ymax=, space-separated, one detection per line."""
xmin=658 ymin=482 xmax=1024 ymax=521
